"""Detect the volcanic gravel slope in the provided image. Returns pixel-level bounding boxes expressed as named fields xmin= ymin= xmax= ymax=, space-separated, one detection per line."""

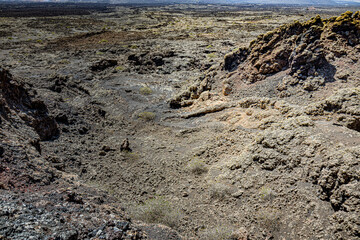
xmin=1 ymin=4 xmax=360 ymax=240
xmin=0 ymin=67 xmax=187 ymax=240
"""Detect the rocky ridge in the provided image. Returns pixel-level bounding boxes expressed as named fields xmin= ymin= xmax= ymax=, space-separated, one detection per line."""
xmin=170 ymin=11 xmax=360 ymax=107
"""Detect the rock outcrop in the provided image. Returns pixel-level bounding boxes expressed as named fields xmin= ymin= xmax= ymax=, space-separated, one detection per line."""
xmin=170 ymin=11 xmax=360 ymax=107
xmin=224 ymin=11 xmax=359 ymax=85
xmin=0 ymin=67 xmax=59 ymax=140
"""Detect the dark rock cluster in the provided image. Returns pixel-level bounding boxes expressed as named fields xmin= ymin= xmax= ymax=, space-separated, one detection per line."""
xmin=127 ymin=51 xmax=176 ymax=74
xmin=0 ymin=190 xmax=145 ymax=240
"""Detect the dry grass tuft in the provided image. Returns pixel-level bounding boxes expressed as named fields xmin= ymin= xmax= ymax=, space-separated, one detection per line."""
xmin=131 ymin=197 xmax=182 ymax=228
xmin=138 ymin=111 xmax=156 ymax=121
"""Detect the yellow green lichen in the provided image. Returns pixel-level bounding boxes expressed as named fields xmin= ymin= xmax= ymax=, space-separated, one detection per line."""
xmin=302 ymin=15 xmax=323 ymax=28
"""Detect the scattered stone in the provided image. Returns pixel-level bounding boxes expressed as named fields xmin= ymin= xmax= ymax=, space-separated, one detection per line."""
xmin=232 ymin=190 xmax=244 ymax=198
xmin=55 ymin=113 xmax=69 ymax=125
xmin=29 ymin=139 xmax=41 ymax=154
xmin=78 ymin=126 xmax=89 ymax=135
xmin=64 ymin=191 xmax=84 ymax=204
xmin=98 ymin=108 xmax=106 ymax=118
xmin=230 ymin=227 xmax=249 ymax=240
xmin=90 ymin=59 xmax=118 ymax=72
xmin=120 ymin=138 xmax=132 ymax=152
xmin=102 ymin=145 xmax=111 ymax=152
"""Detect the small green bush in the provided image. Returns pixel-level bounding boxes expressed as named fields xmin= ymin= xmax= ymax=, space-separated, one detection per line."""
xmin=131 ymin=197 xmax=182 ymax=228
xmin=115 ymin=65 xmax=124 ymax=71
xmin=98 ymin=39 xmax=108 ymax=43
xmin=138 ymin=112 xmax=156 ymax=121
xmin=139 ymin=86 xmax=153 ymax=95
xmin=207 ymin=53 xmax=217 ymax=59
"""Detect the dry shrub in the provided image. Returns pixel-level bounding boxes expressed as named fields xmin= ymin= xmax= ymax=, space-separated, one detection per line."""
xmin=138 ymin=111 xmax=156 ymax=121
xmin=257 ymin=207 xmax=281 ymax=234
xmin=199 ymin=225 xmax=235 ymax=240
xmin=209 ymin=182 xmax=233 ymax=200
xmin=131 ymin=197 xmax=182 ymax=228
xmin=186 ymin=157 xmax=208 ymax=175
xmin=124 ymin=151 xmax=139 ymax=161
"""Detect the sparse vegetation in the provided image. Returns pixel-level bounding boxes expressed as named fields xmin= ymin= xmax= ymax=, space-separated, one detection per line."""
xmin=101 ymin=25 xmax=110 ymax=31
xmin=186 ymin=157 xmax=208 ymax=175
xmin=257 ymin=207 xmax=281 ymax=234
xmin=124 ymin=151 xmax=140 ymax=161
xmin=2 ymin=4 xmax=359 ymax=240
xmin=115 ymin=65 xmax=124 ymax=71
xmin=259 ymin=186 xmax=275 ymax=201
xmin=209 ymin=182 xmax=232 ymax=200
xmin=199 ymin=225 xmax=235 ymax=240
xmin=207 ymin=53 xmax=217 ymax=59
xmin=98 ymin=39 xmax=108 ymax=43
xmin=131 ymin=197 xmax=182 ymax=228
xmin=139 ymin=86 xmax=153 ymax=95
xmin=59 ymin=59 xmax=70 ymax=65
xmin=138 ymin=111 xmax=156 ymax=121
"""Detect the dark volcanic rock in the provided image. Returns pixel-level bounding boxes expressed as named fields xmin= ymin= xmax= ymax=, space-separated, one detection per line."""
xmin=91 ymin=59 xmax=118 ymax=71
xmin=0 ymin=67 xmax=59 ymax=140
xmin=128 ymin=51 xmax=176 ymax=74
xmin=0 ymin=190 xmax=146 ymax=240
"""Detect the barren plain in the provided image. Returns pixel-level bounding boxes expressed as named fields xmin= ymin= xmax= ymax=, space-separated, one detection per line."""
xmin=0 ymin=3 xmax=360 ymax=240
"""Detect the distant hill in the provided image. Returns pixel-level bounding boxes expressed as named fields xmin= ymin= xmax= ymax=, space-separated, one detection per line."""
xmin=1 ymin=0 xmax=360 ymax=6
xmin=111 ymin=0 xmax=360 ymax=5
